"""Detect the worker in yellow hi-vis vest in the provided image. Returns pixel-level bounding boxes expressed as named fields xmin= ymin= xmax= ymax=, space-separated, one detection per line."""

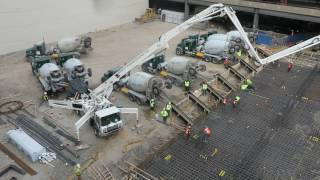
xmin=74 ymin=164 xmax=82 ymax=180
xmin=236 ymin=49 xmax=242 ymax=57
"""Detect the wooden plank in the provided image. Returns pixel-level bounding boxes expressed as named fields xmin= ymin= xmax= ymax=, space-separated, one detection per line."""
xmin=0 ymin=142 xmax=37 ymax=176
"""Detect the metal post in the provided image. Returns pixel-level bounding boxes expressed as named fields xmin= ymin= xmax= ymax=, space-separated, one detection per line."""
xmin=184 ymin=0 xmax=190 ymax=20
xmin=253 ymin=8 xmax=259 ymax=30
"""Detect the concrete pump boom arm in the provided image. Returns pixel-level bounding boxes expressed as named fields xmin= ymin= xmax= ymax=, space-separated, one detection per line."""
xmin=260 ymin=35 xmax=320 ymax=64
xmin=92 ymin=3 xmax=261 ymax=99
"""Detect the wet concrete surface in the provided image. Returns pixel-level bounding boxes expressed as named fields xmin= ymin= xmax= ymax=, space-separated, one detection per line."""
xmin=141 ymin=63 xmax=320 ymax=179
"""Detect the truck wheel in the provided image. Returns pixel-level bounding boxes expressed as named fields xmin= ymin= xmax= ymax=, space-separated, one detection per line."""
xmin=129 ymin=94 xmax=136 ymax=102
xmin=141 ymin=64 xmax=148 ymax=73
xmin=94 ymin=129 xmax=100 ymax=137
xmin=176 ymin=47 xmax=183 ymax=56
xmin=113 ymin=83 xmax=120 ymax=91
xmin=136 ymin=98 xmax=143 ymax=105
xmin=211 ymin=58 xmax=220 ymax=64
xmin=87 ymin=68 xmax=92 ymax=77
xmin=204 ymin=56 xmax=211 ymax=62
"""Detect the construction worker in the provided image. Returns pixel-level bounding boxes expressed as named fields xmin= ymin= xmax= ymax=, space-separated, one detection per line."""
xmin=236 ymin=49 xmax=242 ymax=57
xmin=42 ymin=92 xmax=49 ymax=102
xmin=222 ymin=97 xmax=227 ymax=106
xmin=245 ymin=79 xmax=255 ymax=91
xmin=202 ymin=82 xmax=208 ymax=95
xmin=233 ymin=96 xmax=240 ymax=108
xmin=223 ymin=57 xmax=231 ymax=69
xmin=184 ymin=124 xmax=192 ymax=142
xmin=202 ymin=126 xmax=212 ymax=148
xmin=149 ymin=98 xmax=155 ymax=111
xmin=288 ymin=61 xmax=293 ymax=72
xmin=74 ymin=163 xmax=82 ymax=180
xmin=160 ymin=108 xmax=168 ymax=123
xmin=184 ymin=79 xmax=190 ymax=92
xmin=241 ymin=84 xmax=249 ymax=91
xmin=166 ymin=102 xmax=172 ymax=115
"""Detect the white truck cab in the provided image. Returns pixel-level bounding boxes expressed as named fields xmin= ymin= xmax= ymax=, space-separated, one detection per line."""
xmin=92 ymin=106 xmax=123 ymax=136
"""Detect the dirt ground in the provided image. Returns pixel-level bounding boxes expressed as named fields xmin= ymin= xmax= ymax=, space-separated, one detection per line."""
xmin=0 ymin=20 xmax=227 ymax=180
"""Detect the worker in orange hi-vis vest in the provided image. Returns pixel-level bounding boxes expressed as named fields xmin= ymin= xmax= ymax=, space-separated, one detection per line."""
xmin=202 ymin=126 xmax=212 ymax=145
xmin=288 ymin=61 xmax=293 ymax=72
xmin=184 ymin=124 xmax=192 ymax=143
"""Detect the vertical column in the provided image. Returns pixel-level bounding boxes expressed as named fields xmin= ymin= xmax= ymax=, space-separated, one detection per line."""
xmin=253 ymin=8 xmax=259 ymax=30
xmin=184 ymin=0 xmax=190 ymax=20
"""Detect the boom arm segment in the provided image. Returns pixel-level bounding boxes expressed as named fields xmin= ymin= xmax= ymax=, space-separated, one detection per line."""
xmin=260 ymin=35 xmax=320 ymax=64
xmin=223 ymin=7 xmax=262 ymax=63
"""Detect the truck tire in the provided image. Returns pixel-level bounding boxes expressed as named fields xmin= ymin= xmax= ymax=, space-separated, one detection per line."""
xmin=113 ymin=83 xmax=120 ymax=91
xmin=141 ymin=64 xmax=148 ymax=73
xmin=129 ymin=94 xmax=136 ymax=102
xmin=87 ymin=68 xmax=92 ymax=77
xmin=176 ymin=47 xmax=183 ymax=56
xmin=211 ymin=58 xmax=220 ymax=64
xmin=136 ymin=98 xmax=143 ymax=105
xmin=94 ymin=128 xmax=100 ymax=137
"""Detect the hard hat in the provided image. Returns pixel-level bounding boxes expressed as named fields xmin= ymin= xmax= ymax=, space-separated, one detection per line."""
xmin=76 ymin=163 xmax=80 ymax=168
xmin=44 ymin=92 xmax=47 ymax=95
xmin=168 ymin=102 xmax=171 ymax=105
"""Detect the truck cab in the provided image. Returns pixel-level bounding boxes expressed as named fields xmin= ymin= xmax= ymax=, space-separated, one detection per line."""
xmin=176 ymin=32 xmax=216 ymax=56
xmin=141 ymin=55 xmax=165 ymax=74
xmin=26 ymin=41 xmax=46 ymax=62
xmin=91 ymin=106 xmax=123 ymax=137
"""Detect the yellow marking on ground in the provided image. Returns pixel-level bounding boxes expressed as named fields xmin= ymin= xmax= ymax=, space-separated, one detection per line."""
xmin=219 ymin=170 xmax=226 ymax=177
xmin=211 ymin=148 xmax=218 ymax=157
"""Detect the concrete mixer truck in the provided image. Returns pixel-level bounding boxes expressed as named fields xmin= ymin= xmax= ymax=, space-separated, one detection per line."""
xmin=203 ymin=31 xmax=250 ymax=63
xmin=30 ymin=56 xmax=66 ymax=93
xmin=160 ymin=56 xmax=206 ymax=86
xmin=25 ymin=36 xmax=92 ymax=62
xmin=175 ymin=32 xmax=216 ymax=57
xmin=119 ymin=72 xmax=172 ymax=105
